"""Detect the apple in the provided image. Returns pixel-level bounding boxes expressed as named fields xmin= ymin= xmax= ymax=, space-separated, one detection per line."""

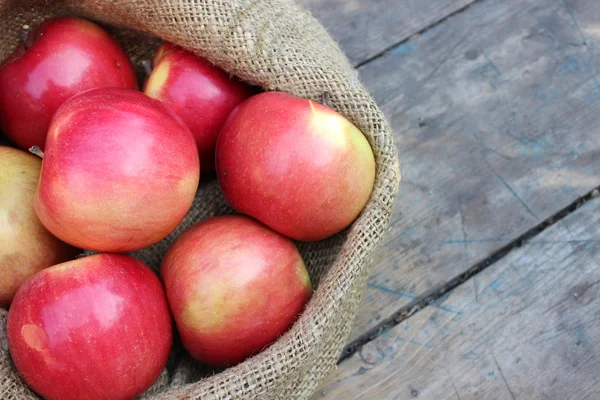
xmin=0 ymin=146 xmax=78 ymax=308
xmin=160 ymin=215 xmax=312 ymax=366
xmin=34 ymin=88 xmax=200 ymax=253
xmin=0 ymin=17 xmax=138 ymax=151
xmin=7 ymin=254 xmax=173 ymax=400
xmin=216 ymin=91 xmax=376 ymax=241
xmin=144 ymin=42 xmax=253 ymax=172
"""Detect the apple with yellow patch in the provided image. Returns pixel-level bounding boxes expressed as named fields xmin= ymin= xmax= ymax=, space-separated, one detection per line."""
xmin=0 ymin=146 xmax=78 ymax=308
xmin=35 ymin=88 xmax=200 ymax=252
xmin=7 ymin=254 xmax=173 ymax=400
xmin=216 ymin=91 xmax=376 ymax=241
xmin=161 ymin=215 xmax=312 ymax=366
xmin=0 ymin=17 xmax=138 ymax=151
xmin=144 ymin=42 xmax=253 ymax=172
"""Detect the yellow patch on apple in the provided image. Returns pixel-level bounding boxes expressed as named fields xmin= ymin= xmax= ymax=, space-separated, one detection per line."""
xmin=308 ymin=100 xmax=372 ymax=156
xmin=145 ymin=61 xmax=170 ymax=99
xmin=181 ymin=283 xmax=266 ymax=334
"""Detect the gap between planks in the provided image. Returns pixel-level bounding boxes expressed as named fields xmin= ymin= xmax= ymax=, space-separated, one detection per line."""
xmin=352 ymin=0 xmax=482 ymax=69
xmin=339 ymin=185 xmax=600 ymax=364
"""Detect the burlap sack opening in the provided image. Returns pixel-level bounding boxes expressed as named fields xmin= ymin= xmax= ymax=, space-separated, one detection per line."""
xmin=0 ymin=0 xmax=400 ymax=398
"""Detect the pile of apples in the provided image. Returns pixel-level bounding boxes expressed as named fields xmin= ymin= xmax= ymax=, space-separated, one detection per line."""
xmin=0 ymin=16 xmax=376 ymax=400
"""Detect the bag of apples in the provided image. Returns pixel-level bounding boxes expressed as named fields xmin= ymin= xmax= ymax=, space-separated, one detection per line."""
xmin=0 ymin=0 xmax=400 ymax=399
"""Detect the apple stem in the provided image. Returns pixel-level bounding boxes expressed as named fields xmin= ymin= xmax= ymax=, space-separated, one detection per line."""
xmin=29 ymin=146 xmax=44 ymax=159
xmin=141 ymin=60 xmax=153 ymax=77
xmin=21 ymin=25 xmax=31 ymax=50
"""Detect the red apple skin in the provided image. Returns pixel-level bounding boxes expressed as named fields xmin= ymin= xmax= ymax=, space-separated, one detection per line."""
xmin=34 ymin=88 xmax=200 ymax=252
xmin=0 ymin=17 xmax=138 ymax=151
xmin=144 ymin=42 xmax=253 ymax=172
xmin=160 ymin=215 xmax=312 ymax=366
xmin=216 ymin=92 xmax=376 ymax=241
xmin=0 ymin=146 xmax=78 ymax=308
xmin=7 ymin=254 xmax=173 ymax=400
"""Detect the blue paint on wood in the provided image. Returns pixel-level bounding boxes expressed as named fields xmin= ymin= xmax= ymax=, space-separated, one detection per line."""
xmin=398 ymin=227 xmax=415 ymax=237
xmin=481 ymin=276 xmax=503 ymax=296
xmin=560 ymin=54 xmax=581 ymax=76
xmin=576 ymin=326 xmax=588 ymax=345
xmin=367 ymin=283 xmax=417 ymax=300
xmin=585 ymin=92 xmax=600 ymax=103
xmin=423 ymin=24 xmax=446 ymax=38
xmin=391 ymin=42 xmax=414 ymax=55
xmin=434 ymin=302 xmax=463 ymax=315
xmin=517 ymin=136 xmax=553 ymax=161
xmin=395 ymin=336 xmax=447 ymax=352
xmin=367 ymin=283 xmax=464 ymax=314
xmin=535 ymin=92 xmax=548 ymax=104
xmin=490 ymin=279 xmax=502 ymax=291
xmin=440 ymin=238 xmax=507 ymax=245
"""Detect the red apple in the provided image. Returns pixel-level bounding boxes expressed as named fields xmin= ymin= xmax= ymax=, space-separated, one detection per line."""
xmin=216 ymin=92 xmax=376 ymax=241
xmin=0 ymin=146 xmax=78 ymax=308
xmin=144 ymin=42 xmax=253 ymax=172
xmin=34 ymin=88 xmax=200 ymax=252
xmin=7 ymin=254 xmax=172 ymax=400
xmin=161 ymin=215 xmax=312 ymax=366
xmin=0 ymin=17 xmax=138 ymax=151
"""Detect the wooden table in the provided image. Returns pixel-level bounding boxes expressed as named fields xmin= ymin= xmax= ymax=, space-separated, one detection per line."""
xmin=297 ymin=0 xmax=600 ymax=398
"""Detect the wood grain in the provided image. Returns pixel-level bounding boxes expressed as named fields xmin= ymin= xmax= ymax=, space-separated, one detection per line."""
xmin=313 ymin=195 xmax=600 ymax=399
xmin=347 ymin=0 xmax=600 ymax=341
xmin=297 ymin=0 xmax=476 ymax=65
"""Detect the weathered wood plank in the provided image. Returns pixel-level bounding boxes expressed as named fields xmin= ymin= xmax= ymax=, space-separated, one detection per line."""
xmin=313 ymin=195 xmax=600 ymax=399
xmin=348 ymin=0 xmax=600 ymax=341
xmin=297 ymin=0 xmax=476 ymax=65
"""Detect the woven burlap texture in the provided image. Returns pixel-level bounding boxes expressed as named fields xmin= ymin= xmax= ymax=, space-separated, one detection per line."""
xmin=0 ymin=0 xmax=400 ymax=399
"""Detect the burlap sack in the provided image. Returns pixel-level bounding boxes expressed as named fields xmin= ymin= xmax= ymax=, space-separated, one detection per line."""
xmin=0 ymin=0 xmax=400 ymax=398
